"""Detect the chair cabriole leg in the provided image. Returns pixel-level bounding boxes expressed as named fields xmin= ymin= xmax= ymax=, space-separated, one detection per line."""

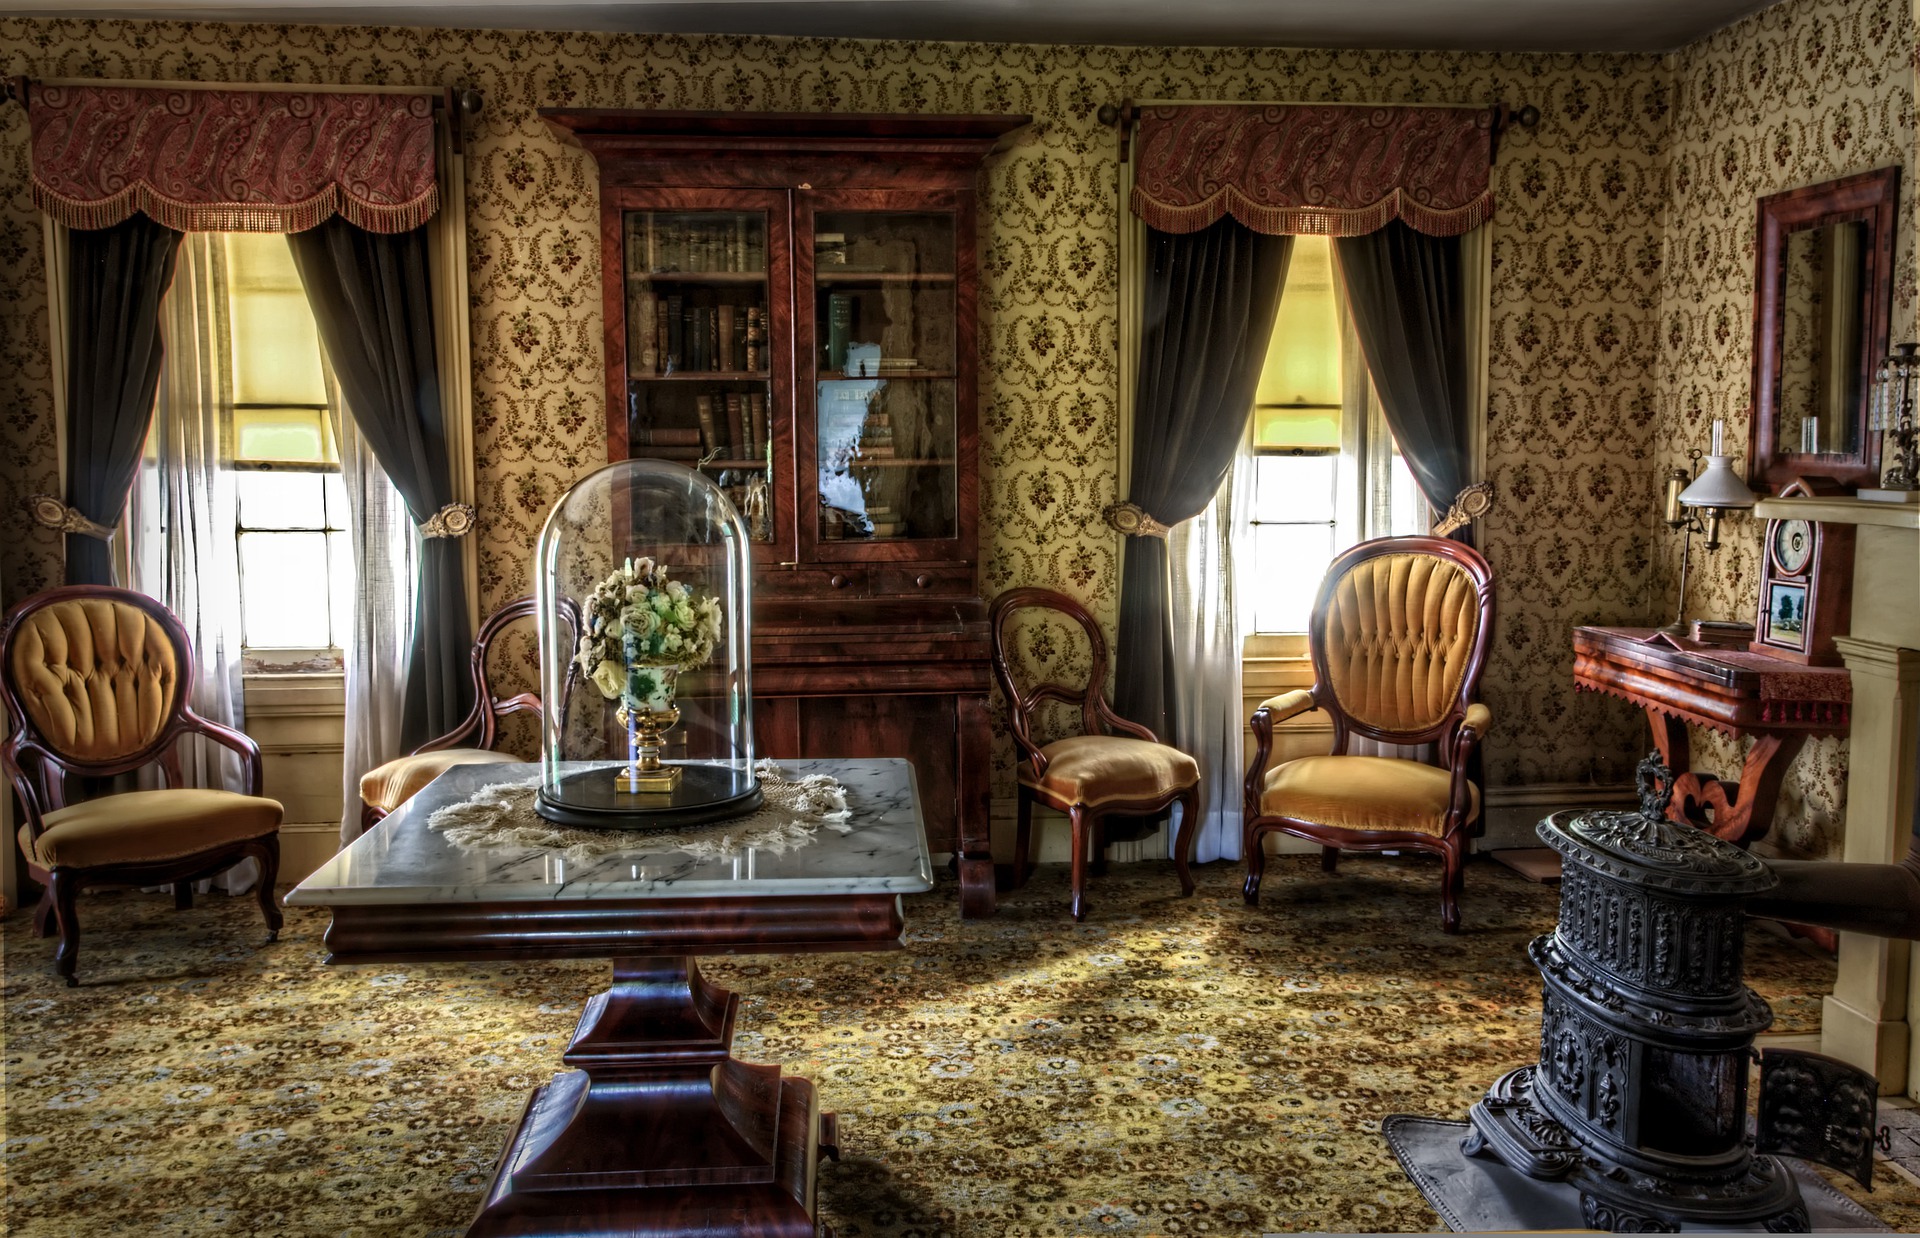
xmin=254 ymin=835 xmax=285 ymax=940
xmin=1440 ymin=835 xmax=1465 ymax=935
xmin=48 ymin=868 xmax=81 ymax=986
xmin=1320 ymin=845 xmax=1339 ymax=874
xmin=1243 ymin=823 xmax=1266 ymax=905
xmin=1068 ymin=804 xmax=1090 ymax=922
xmin=32 ymin=886 xmax=57 ymax=938
xmin=173 ymin=881 xmax=194 ymax=910
xmin=1172 ymin=786 xmax=1198 ymax=897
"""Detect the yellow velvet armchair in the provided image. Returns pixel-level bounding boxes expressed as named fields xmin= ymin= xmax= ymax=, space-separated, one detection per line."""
xmin=357 ymin=595 xmax=578 ymax=833
xmin=1242 ymin=537 xmax=1495 ymax=934
xmin=1 ymin=587 xmax=285 ymax=984
xmin=989 ymin=587 xmax=1201 ymax=922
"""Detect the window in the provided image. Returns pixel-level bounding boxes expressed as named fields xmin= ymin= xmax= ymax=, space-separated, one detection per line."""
xmin=224 ymin=232 xmax=353 ymax=656
xmin=1242 ymin=236 xmax=1426 ymax=635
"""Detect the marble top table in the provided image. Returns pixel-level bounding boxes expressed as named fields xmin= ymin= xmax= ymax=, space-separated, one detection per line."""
xmin=287 ymin=757 xmax=933 ymax=1238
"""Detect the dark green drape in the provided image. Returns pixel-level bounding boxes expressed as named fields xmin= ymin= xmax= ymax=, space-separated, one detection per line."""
xmin=64 ymin=215 xmax=183 ymax=585
xmin=1334 ymin=221 xmax=1473 ymax=530
xmin=288 ymin=216 xmax=472 ymax=749
xmin=1114 ymin=219 xmax=1291 ymax=741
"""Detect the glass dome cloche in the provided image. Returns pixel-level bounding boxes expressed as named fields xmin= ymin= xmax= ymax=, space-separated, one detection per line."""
xmin=534 ymin=458 xmax=760 ymax=829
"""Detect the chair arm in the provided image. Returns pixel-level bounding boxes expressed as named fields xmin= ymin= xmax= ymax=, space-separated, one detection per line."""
xmin=183 ymin=712 xmax=266 ymax=798
xmin=1244 ymin=688 xmax=1317 ymax=822
xmin=1256 ymin=689 xmax=1317 ymax=725
xmin=1444 ymin=702 xmax=1492 ymax=831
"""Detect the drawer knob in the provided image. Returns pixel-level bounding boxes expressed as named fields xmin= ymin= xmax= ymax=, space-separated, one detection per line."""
xmin=914 ymin=574 xmax=933 ymax=589
xmin=830 ymin=573 xmax=853 ymax=589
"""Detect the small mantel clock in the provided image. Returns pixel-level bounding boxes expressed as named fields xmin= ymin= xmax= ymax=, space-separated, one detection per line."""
xmin=1749 ymin=478 xmax=1856 ymax=666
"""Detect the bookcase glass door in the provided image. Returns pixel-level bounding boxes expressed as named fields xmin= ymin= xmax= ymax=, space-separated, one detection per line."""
xmin=623 ymin=208 xmax=777 ymax=545
xmin=812 ymin=210 xmax=959 ymax=545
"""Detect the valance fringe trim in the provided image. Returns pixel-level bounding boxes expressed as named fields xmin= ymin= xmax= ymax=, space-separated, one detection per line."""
xmin=30 ymin=179 xmax=439 ymax=235
xmin=1132 ymin=185 xmax=1494 ymax=239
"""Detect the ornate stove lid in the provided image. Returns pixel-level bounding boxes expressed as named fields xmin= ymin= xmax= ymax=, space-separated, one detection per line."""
xmin=1537 ymin=755 xmax=1776 ymax=896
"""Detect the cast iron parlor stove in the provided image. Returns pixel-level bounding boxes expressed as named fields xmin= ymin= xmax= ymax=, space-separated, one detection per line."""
xmin=1462 ymin=757 xmax=1882 ymax=1232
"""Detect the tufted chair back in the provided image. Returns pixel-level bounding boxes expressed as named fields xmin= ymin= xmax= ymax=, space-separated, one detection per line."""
xmin=1309 ymin=538 xmax=1494 ymax=748
xmin=3 ymin=589 xmax=192 ymax=770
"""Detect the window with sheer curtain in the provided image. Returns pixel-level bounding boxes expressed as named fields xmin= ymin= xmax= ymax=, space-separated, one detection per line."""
xmin=224 ymin=232 xmax=357 ymax=658
xmin=1241 ymin=235 xmax=1428 ymax=641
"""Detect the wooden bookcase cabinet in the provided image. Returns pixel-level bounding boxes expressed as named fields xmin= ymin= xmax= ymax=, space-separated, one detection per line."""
xmin=542 ymin=109 xmax=1028 ymax=918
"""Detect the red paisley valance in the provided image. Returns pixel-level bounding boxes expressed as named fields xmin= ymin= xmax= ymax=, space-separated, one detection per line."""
xmin=1131 ymin=105 xmax=1494 ymax=238
xmin=28 ymin=84 xmax=438 ymax=234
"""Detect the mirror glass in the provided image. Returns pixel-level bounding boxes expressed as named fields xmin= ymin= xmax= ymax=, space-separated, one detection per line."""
xmin=1777 ymin=220 xmax=1867 ymax=457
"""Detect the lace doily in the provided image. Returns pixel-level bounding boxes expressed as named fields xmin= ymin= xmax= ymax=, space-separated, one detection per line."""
xmin=426 ymin=761 xmax=852 ymax=862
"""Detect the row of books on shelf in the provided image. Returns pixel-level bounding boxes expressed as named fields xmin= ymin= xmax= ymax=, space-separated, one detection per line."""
xmin=627 ymin=216 xmax=763 ymax=275
xmin=634 ymin=393 xmax=768 ymax=463
xmin=634 ymin=298 xmax=766 ymax=376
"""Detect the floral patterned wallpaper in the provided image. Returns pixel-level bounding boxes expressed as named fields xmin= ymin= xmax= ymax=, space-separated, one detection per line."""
xmin=0 ymin=5 xmax=1902 ymax=841
xmin=1651 ymin=0 xmax=1915 ymax=858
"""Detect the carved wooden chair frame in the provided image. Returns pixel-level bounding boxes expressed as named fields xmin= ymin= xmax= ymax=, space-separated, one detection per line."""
xmin=358 ymin=594 xmax=581 ymax=835
xmin=989 ymin=586 xmax=1198 ymax=920
xmin=0 ymin=585 xmax=283 ymax=983
xmin=1242 ymin=536 xmax=1496 ymax=934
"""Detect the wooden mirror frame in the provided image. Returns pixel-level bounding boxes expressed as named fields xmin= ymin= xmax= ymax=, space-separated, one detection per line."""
xmin=1748 ymin=166 xmax=1899 ymax=492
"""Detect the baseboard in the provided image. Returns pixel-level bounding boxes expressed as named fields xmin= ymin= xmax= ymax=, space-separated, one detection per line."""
xmin=1480 ymin=783 xmax=1636 ymax=850
xmin=989 ymin=781 xmax=1637 ymax=864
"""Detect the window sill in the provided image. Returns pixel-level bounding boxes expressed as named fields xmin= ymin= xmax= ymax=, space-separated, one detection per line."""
xmin=242 ymin=649 xmax=344 ymax=675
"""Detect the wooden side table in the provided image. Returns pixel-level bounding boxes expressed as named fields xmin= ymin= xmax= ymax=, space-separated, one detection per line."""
xmin=287 ymin=758 xmax=933 ymax=1237
xmin=1572 ymin=626 xmax=1851 ymax=845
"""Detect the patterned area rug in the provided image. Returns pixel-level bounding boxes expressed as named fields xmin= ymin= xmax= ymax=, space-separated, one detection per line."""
xmin=3 ymin=856 xmax=1904 ymax=1236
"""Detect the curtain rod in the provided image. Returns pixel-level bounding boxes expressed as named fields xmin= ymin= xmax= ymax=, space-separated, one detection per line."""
xmin=5 ymin=76 xmax=485 ymax=150
xmin=3 ymin=76 xmax=483 ymax=113
xmin=1095 ymin=98 xmax=1540 ymax=162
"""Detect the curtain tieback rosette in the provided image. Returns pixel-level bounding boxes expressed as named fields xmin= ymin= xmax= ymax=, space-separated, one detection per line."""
xmin=1431 ymin=482 xmax=1495 ymax=537
xmin=26 ymin=494 xmax=113 ymax=540
xmin=418 ymin=502 xmax=476 ymax=539
xmin=1104 ymin=501 xmax=1171 ymax=539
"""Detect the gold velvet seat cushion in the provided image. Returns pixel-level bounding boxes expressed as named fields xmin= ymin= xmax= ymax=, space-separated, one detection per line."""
xmin=1259 ymin=754 xmax=1477 ymax=837
xmin=1019 ymin=735 xmax=1199 ymax=809
xmin=21 ymin=789 xmax=283 ymax=869
xmin=361 ymin=748 xmax=522 ymax=813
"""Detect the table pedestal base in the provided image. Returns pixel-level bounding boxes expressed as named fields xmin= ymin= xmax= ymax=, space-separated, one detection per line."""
xmin=1646 ymin=706 xmax=1808 ymax=845
xmin=469 ymin=956 xmax=836 ymax=1237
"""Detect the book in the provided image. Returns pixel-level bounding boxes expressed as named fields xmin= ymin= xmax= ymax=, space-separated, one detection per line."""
xmin=727 ymin=393 xmax=746 ymax=457
xmin=744 ymin=306 xmax=765 ymax=373
xmin=636 ymin=427 xmax=702 ymax=446
xmin=717 ymin=305 xmax=735 ymax=371
xmin=730 ymin=306 xmax=747 ymax=373
xmin=649 ymin=445 xmax=705 ymax=461
xmin=635 ymin=294 xmax=657 ymax=375
xmin=645 ymin=216 xmax=658 ymax=273
xmin=694 ymin=396 xmax=720 ymax=455
xmin=695 ymin=305 xmax=718 ymax=372
xmin=655 ymin=310 xmax=670 ymax=378
xmin=826 ymin=293 xmax=854 ymax=372
xmin=748 ymin=393 xmax=767 ymax=461
xmin=665 ymin=294 xmax=684 ymax=373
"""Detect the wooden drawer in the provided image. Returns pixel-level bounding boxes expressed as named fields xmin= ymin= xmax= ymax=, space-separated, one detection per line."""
xmin=869 ymin=565 xmax=974 ymax=597
xmin=755 ymin=566 xmax=870 ymax=598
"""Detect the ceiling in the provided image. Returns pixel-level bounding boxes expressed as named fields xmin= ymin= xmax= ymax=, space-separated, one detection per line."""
xmin=4 ymin=0 xmax=1780 ymax=54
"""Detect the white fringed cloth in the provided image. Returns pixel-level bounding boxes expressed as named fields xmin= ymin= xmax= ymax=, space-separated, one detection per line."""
xmin=426 ymin=761 xmax=852 ymax=862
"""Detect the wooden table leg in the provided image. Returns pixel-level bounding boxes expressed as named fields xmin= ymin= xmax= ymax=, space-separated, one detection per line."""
xmin=955 ymin=692 xmax=997 ymax=919
xmin=1643 ymin=705 xmax=1805 ymax=846
xmin=468 ymin=956 xmax=831 ymax=1237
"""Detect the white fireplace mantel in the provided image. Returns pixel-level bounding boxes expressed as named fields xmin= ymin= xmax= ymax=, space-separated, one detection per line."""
xmin=1755 ymin=494 xmax=1920 ymax=1095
